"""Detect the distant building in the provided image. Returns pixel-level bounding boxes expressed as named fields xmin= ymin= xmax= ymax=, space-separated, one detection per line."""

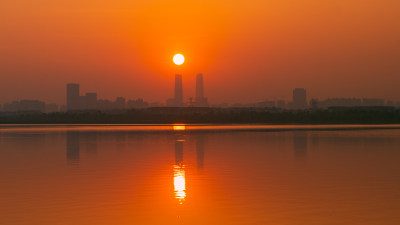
xmin=45 ymin=103 xmax=59 ymax=113
xmin=166 ymin=74 xmax=184 ymax=107
xmin=276 ymin=100 xmax=286 ymax=109
xmin=174 ymin=74 xmax=184 ymax=107
xmin=310 ymin=99 xmax=319 ymax=109
xmin=66 ymin=83 xmax=102 ymax=110
xmin=115 ymin=97 xmax=126 ymax=109
xmin=20 ymin=100 xmax=46 ymax=112
xmin=317 ymin=98 xmax=362 ymax=109
xmin=98 ymin=99 xmax=113 ymax=111
xmin=85 ymin=93 xmax=98 ymax=110
xmin=212 ymin=103 xmax=229 ymax=108
xmin=166 ymin=98 xmax=175 ymax=107
xmin=292 ymin=88 xmax=307 ymax=109
xmin=194 ymin=73 xmax=208 ymax=107
xmin=149 ymin=102 xmax=164 ymax=107
xmin=79 ymin=96 xmax=86 ymax=110
xmin=127 ymin=98 xmax=148 ymax=108
xmin=66 ymin=83 xmax=80 ymax=111
xmin=3 ymin=100 xmax=46 ymax=112
xmin=255 ymin=100 xmax=275 ymax=108
xmin=60 ymin=104 xmax=67 ymax=112
xmin=3 ymin=101 xmax=19 ymax=112
xmin=362 ymin=98 xmax=385 ymax=107
xmin=386 ymin=100 xmax=394 ymax=107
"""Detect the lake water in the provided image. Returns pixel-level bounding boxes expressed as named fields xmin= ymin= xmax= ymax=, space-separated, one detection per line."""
xmin=1 ymin=125 xmax=400 ymax=225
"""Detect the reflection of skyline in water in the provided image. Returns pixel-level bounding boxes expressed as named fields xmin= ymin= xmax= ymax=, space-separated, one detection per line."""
xmin=174 ymin=139 xmax=186 ymax=204
xmin=4 ymin=127 xmax=400 ymax=224
xmin=66 ymin=132 xmax=80 ymax=165
xmin=66 ymin=132 xmax=100 ymax=164
xmin=196 ymin=135 xmax=205 ymax=170
xmin=85 ymin=132 xmax=98 ymax=154
xmin=172 ymin=131 xmax=206 ymax=204
xmin=293 ymin=131 xmax=308 ymax=158
xmin=65 ymin=127 xmax=205 ymax=205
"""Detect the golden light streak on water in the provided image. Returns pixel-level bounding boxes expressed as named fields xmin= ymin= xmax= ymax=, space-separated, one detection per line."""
xmin=173 ymin=125 xmax=186 ymax=131
xmin=173 ymin=165 xmax=186 ymax=204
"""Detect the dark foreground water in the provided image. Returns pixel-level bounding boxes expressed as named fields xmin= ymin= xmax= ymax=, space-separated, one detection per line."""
xmin=1 ymin=125 xmax=400 ymax=225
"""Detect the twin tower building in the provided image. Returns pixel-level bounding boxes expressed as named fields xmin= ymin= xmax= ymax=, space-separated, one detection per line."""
xmin=166 ymin=73 xmax=208 ymax=107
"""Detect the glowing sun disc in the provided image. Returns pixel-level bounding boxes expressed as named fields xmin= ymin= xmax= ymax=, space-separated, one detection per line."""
xmin=173 ymin=54 xmax=185 ymax=65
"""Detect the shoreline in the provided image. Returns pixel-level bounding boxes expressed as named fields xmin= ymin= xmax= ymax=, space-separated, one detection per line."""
xmin=1 ymin=124 xmax=400 ymax=133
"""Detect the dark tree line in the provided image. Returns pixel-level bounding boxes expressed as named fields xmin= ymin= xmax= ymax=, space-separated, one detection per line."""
xmin=1 ymin=107 xmax=400 ymax=124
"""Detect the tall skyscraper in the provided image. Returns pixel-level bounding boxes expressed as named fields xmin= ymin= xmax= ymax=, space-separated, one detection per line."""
xmin=293 ymin=88 xmax=307 ymax=109
xmin=196 ymin=73 xmax=204 ymax=100
xmin=194 ymin=73 xmax=209 ymax=107
xmin=66 ymin=83 xmax=80 ymax=111
xmin=174 ymin=74 xmax=184 ymax=106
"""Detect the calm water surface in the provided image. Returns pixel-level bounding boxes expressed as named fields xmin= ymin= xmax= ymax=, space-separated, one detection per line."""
xmin=1 ymin=125 xmax=400 ymax=225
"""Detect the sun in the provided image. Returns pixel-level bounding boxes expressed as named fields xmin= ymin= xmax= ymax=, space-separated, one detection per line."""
xmin=173 ymin=54 xmax=185 ymax=65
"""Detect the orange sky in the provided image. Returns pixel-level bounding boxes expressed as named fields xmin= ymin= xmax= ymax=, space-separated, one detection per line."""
xmin=1 ymin=0 xmax=400 ymax=105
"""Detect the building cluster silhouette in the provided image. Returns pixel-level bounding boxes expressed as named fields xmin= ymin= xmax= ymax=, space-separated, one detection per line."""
xmin=1 ymin=100 xmax=58 ymax=113
xmin=222 ymin=88 xmax=394 ymax=110
xmin=310 ymin=98 xmax=387 ymax=109
xmin=0 ymin=74 xmax=399 ymax=113
xmin=66 ymin=83 xmax=150 ymax=111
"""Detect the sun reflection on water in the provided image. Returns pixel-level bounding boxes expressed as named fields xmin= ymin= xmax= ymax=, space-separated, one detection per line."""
xmin=173 ymin=125 xmax=186 ymax=204
xmin=173 ymin=164 xmax=186 ymax=204
xmin=173 ymin=125 xmax=186 ymax=131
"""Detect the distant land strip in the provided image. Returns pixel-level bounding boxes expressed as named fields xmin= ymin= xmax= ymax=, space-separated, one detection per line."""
xmin=1 ymin=107 xmax=400 ymax=125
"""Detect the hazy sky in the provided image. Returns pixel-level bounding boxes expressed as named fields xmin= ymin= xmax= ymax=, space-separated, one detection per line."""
xmin=1 ymin=0 xmax=400 ymax=105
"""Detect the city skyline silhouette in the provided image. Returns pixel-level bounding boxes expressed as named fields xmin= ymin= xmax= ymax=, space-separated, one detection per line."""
xmin=1 ymin=78 xmax=398 ymax=113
